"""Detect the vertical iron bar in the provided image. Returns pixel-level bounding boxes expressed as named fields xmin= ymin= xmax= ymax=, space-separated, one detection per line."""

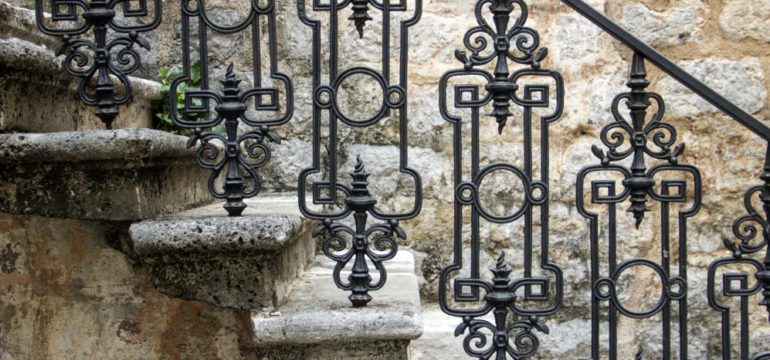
xmin=661 ymin=188 xmax=671 ymax=359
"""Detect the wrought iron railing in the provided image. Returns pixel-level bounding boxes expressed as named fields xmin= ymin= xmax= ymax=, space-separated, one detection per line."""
xmin=32 ymin=0 xmax=770 ymax=358
xmin=437 ymin=0 xmax=770 ymax=359
xmin=297 ymin=0 xmax=423 ymax=306
xmin=437 ymin=0 xmax=564 ymax=357
xmin=168 ymin=0 xmax=294 ymax=216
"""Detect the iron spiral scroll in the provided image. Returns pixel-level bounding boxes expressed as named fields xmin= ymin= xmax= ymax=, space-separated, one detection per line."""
xmin=297 ymin=0 xmax=422 ymax=306
xmin=708 ymin=145 xmax=770 ymax=360
xmin=437 ymin=0 xmax=564 ymax=358
xmin=35 ymin=0 xmax=162 ymax=129
xmin=169 ymin=0 xmax=294 ymax=216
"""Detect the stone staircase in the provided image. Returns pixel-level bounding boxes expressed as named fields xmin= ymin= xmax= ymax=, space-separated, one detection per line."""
xmin=251 ymin=251 xmax=422 ymax=359
xmin=128 ymin=197 xmax=423 ymax=359
xmin=128 ymin=197 xmax=315 ymax=310
xmin=0 ymin=1 xmax=424 ymax=359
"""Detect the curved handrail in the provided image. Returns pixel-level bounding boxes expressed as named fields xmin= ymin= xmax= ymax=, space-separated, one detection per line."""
xmin=561 ymin=0 xmax=770 ymax=141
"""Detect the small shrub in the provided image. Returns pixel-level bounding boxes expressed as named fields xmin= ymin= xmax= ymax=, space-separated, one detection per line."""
xmin=152 ymin=61 xmax=225 ymax=136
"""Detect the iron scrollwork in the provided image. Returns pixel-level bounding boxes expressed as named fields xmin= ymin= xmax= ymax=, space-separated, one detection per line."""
xmin=298 ymin=0 xmax=422 ymax=306
xmin=438 ymin=0 xmax=564 ymax=358
xmin=170 ymin=0 xmax=294 ymax=216
xmin=577 ymin=53 xmax=702 ymax=359
xmin=708 ymin=146 xmax=770 ymax=360
xmin=35 ymin=0 xmax=162 ymax=129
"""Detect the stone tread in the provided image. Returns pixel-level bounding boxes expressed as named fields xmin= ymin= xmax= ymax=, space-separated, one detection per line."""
xmin=0 ymin=128 xmax=212 ymax=220
xmin=0 ymin=129 xmax=194 ymax=163
xmin=251 ymin=250 xmax=423 ymax=346
xmin=129 ymin=195 xmax=309 ymax=255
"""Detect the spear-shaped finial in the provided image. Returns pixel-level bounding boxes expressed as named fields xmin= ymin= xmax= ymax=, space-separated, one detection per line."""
xmin=347 ymin=155 xmax=376 ymax=210
xmin=490 ymin=253 xmax=513 ymax=284
xmin=349 ymin=0 xmax=372 ymax=39
xmin=221 ymin=63 xmax=241 ymax=89
xmin=623 ymin=53 xmax=654 ymax=229
xmin=352 ymin=155 xmax=370 ymax=181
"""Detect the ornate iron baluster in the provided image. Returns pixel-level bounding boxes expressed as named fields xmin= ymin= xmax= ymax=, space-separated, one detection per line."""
xmin=437 ymin=0 xmax=564 ymax=358
xmin=170 ymin=0 xmax=294 ymax=216
xmin=35 ymin=0 xmax=162 ymax=129
xmin=577 ymin=53 xmax=702 ymax=358
xmin=708 ymin=145 xmax=770 ymax=359
xmin=298 ymin=0 xmax=421 ymax=306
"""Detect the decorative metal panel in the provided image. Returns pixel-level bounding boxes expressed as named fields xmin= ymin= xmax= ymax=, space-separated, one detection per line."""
xmin=437 ymin=0 xmax=565 ymax=358
xmin=169 ymin=0 xmax=294 ymax=216
xmin=709 ymin=149 xmax=770 ymax=360
xmin=297 ymin=0 xmax=423 ymax=306
xmin=576 ymin=53 xmax=702 ymax=359
xmin=35 ymin=0 xmax=162 ymax=128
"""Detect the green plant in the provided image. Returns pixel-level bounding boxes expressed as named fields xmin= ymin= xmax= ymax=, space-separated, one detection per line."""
xmin=152 ymin=61 xmax=225 ymax=136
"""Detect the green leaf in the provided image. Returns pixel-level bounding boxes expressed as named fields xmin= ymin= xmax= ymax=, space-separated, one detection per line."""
xmin=152 ymin=61 xmax=209 ymax=136
xmin=191 ymin=61 xmax=202 ymax=84
xmin=211 ymin=124 xmax=227 ymax=136
xmin=167 ymin=66 xmax=183 ymax=81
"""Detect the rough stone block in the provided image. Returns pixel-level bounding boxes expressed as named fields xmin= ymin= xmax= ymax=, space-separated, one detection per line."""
xmin=0 ymin=212 xmax=254 ymax=360
xmin=0 ymin=129 xmax=212 ymax=220
xmin=720 ymin=1 xmax=770 ymax=43
xmin=251 ymin=250 xmax=423 ymax=359
xmin=129 ymin=196 xmax=315 ymax=310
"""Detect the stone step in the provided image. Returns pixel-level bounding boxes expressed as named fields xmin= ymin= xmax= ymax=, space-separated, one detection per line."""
xmin=409 ymin=304 xmax=467 ymax=360
xmin=0 ymin=0 xmax=161 ymax=132
xmin=128 ymin=195 xmax=315 ymax=310
xmin=251 ymin=250 xmax=423 ymax=360
xmin=0 ymin=129 xmax=212 ymax=220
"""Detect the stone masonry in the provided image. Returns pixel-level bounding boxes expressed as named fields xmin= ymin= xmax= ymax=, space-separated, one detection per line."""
xmin=2 ymin=0 xmax=770 ymax=358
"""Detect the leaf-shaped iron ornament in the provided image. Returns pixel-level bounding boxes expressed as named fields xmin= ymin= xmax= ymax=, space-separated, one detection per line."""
xmin=313 ymin=157 xmax=406 ymax=306
xmin=35 ymin=0 xmax=162 ymax=129
xmin=452 ymin=254 xmax=550 ymax=359
xmin=451 ymin=0 xmax=548 ymax=134
xmin=590 ymin=53 xmax=685 ymax=228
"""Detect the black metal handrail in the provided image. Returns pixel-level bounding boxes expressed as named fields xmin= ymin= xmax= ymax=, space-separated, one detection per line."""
xmin=561 ymin=0 xmax=770 ymax=140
